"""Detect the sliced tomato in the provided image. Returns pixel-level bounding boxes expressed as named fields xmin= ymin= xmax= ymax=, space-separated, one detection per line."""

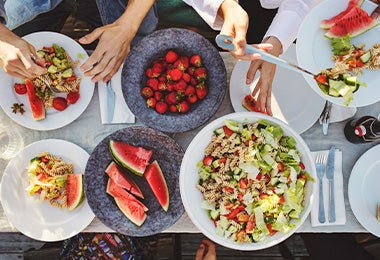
xmin=237 ymin=213 xmax=249 ymax=222
xmin=277 ymin=162 xmax=284 ymax=172
xmin=224 ymin=186 xmax=234 ymax=193
xmin=227 ymin=207 xmax=241 ymax=219
xmin=266 ymin=224 xmax=277 ymax=236
xmin=246 ymin=220 xmax=255 ymax=233
xmin=236 ymin=230 xmax=246 ymax=242
xmin=299 ymin=162 xmax=305 ymax=170
xmin=219 ymin=157 xmax=227 ymax=164
xmin=40 ymin=156 xmax=49 ymax=163
xmin=259 ymin=193 xmax=268 ymax=200
xmin=279 ymin=195 xmax=285 ymax=204
xmin=223 ymin=125 xmax=233 ymax=136
xmin=239 ymin=178 xmax=248 ymax=189
xmin=238 ymin=192 xmax=244 ymax=202
xmin=315 ymin=74 xmax=327 ymax=85
xmin=203 ymin=155 xmax=214 ymax=166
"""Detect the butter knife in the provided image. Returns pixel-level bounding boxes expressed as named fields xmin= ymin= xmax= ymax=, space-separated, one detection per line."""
xmin=326 ymin=146 xmax=336 ymax=222
xmin=106 ymin=80 xmax=115 ymax=123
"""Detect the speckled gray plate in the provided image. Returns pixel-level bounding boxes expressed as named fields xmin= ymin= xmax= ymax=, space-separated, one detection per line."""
xmin=122 ymin=28 xmax=227 ymax=133
xmin=84 ymin=126 xmax=184 ymax=236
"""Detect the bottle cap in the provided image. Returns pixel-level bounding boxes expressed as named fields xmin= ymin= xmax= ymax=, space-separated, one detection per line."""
xmin=355 ymin=125 xmax=366 ymax=137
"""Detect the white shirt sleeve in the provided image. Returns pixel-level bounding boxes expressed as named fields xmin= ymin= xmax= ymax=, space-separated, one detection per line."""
xmin=263 ymin=0 xmax=322 ymax=52
xmin=182 ymin=0 xmax=225 ymax=30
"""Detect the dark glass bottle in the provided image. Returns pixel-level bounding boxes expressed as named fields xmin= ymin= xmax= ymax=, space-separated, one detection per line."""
xmin=344 ymin=116 xmax=380 ymax=143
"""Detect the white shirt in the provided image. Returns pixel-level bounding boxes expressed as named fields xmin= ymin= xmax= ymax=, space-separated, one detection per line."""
xmin=183 ymin=0 xmax=322 ymax=52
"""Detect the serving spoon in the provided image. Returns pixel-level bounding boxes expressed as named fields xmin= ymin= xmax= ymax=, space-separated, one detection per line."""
xmin=215 ymin=34 xmax=318 ymax=78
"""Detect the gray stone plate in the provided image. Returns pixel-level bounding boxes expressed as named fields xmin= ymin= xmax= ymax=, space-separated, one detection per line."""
xmin=122 ymin=28 xmax=227 ymax=133
xmin=84 ymin=126 xmax=184 ymax=236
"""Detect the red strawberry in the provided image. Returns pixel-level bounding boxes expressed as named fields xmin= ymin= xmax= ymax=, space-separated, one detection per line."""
xmin=155 ymin=101 xmax=168 ymax=114
xmin=187 ymin=66 xmax=196 ymax=76
xmin=14 ymin=83 xmax=27 ymax=95
xmin=177 ymin=100 xmax=190 ymax=113
xmin=165 ymin=91 xmax=178 ymax=105
xmin=146 ymin=97 xmax=156 ymax=108
xmin=165 ymin=50 xmax=178 ymax=63
xmin=166 ymin=81 xmax=175 ymax=92
xmin=196 ymin=84 xmax=208 ymax=100
xmin=157 ymin=81 xmax=167 ymax=91
xmin=182 ymin=72 xmax=191 ymax=83
xmin=167 ymin=68 xmax=183 ymax=81
xmin=190 ymin=54 xmax=202 ymax=67
xmin=169 ymin=104 xmax=177 ymax=113
xmin=158 ymin=75 xmax=166 ymax=82
xmin=146 ymin=68 xmax=153 ymax=78
xmin=174 ymin=56 xmax=189 ymax=71
xmin=194 ymin=67 xmax=207 ymax=81
xmin=173 ymin=79 xmax=187 ymax=92
xmin=141 ymin=86 xmax=154 ymax=98
xmin=184 ymin=85 xmax=195 ymax=96
xmin=66 ymin=92 xmax=80 ymax=104
xmin=154 ymin=91 xmax=163 ymax=101
xmin=190 ymin=77 xmax=197 ymax=86
xmin=52 ymin=97 xmax=68 ymax=111
xmin=152 ymin=62 xmax=163 ymax=77
xmin=186 ymin=93 xmax=198 ymax=104
xmin=146 ymin=78 xmax=158 ymax=90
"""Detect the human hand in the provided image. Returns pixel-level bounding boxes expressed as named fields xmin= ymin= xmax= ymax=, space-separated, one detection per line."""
xmin=79 ymin=22 xmax=134 ymax=83
xmin=0 ymin=24 xmax=46 ymax=79
xmin=195 ymin=240 xmax=216 ymax=260
xmin=219 ymin=0 xmax=249 ymax=57
xmin=370 ymin=0 xmax=379 ymax=19
xmin=245 ymin=37 xmax=283 ymax=116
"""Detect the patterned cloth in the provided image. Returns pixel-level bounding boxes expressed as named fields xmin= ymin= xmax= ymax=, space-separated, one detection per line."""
xmin=60 ymin=233 xmax=158 ymax=260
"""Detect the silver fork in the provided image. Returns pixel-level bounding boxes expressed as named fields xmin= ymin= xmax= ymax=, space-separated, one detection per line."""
xmin=316 ymin=153 xmax=326 ymax=223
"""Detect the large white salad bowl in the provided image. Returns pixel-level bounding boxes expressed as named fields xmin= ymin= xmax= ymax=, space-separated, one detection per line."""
xmin=180 ymin=112 xmax=316 ymax=250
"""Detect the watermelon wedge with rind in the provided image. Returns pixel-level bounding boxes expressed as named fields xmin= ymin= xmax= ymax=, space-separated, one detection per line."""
xmin=106 ymin=178 xmax=148 ymax=212
xmin=320 ymin=0 xmax=364 ymax=29
xmin=107 ymin=179 xmax=148 ymax=226
xmin=66 ymin=173 xmax=85 ymax=211
xmin=324 ymin=6 xmax=379 ymax=39
xmin=109 ymin=140 xmax=153 ymax=176
xmin=144 ymin=160 xmax=169 ymax=212
xmin=25 ymin=79 xmax=46 ymax=121
xmin=105 ymin=161 xmax=144 ymax=199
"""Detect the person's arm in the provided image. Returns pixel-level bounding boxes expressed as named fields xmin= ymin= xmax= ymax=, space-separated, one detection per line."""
xmin=182 ymin=0 xmax=225 ymax=30
xmin=79 ymin=0 xmax=156 ymax=83
xmin=262 ymin=0 xmax=321 ymax=54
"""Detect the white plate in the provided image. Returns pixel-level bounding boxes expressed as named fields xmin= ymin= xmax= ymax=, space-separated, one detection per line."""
xmin=349 ymin=144 xmax=380 ymax=237
xmin=296 ymin=0 xmax=379 ymax=107
xmin=180 ymin=112 xmax=316 ymax=251
xmin=0 ymin=139 xmax=95 ymax=241
xmin=0 ymin=32 xmax=94 ymax=130
xmin=230 ymin=44 xmax=325 ymax=134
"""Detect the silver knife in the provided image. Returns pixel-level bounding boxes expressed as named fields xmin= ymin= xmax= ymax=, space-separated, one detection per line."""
xmin=326 ymin=146 xmax=336 ymax=222
xmin=106 ymin=80 xmax=115 ymax=123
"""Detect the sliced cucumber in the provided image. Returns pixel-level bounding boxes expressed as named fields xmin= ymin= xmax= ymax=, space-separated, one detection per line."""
xmin=214 ymin=127 xmax=224 ymax=135
xmin=47 ymin=65 xmax=58 ymax=74
xmin=62 ymin=68 xmax=73 ymax=78
xmin=224 ymin=119 xmax=240 ymax=133
xmin=359 ymin=52 xmax=371 ymax=63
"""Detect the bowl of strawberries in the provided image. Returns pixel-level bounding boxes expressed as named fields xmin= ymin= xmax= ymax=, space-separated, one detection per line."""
xmin=122 ymin=28 xmax=227 ymax=133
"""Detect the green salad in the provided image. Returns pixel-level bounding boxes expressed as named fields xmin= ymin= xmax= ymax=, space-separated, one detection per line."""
xmin=196 ymin=119 xmax=313 ymax=243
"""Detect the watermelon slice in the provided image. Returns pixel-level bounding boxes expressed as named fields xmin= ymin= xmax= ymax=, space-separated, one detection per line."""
xmin=144 ymin=160 xmax=169 ymax=212
xmin=106 ymin=178 xmax=148 ymax=212
xmin=66 ymin=174 xmax=85 ymax=211
xmin=109 ymin=140 xmax=153 ymax=176
xmin=106 ymin=178 xmax=148 ymax=226
xmin=105 ymin=161 xmax=144 ymax=199
xmin=242 ymin=94 xmax=257 ymax=112
xmin=325 ymin=6 xmax=378 ymax=39
xmin=320 ymin=0 xmax=364 ymax=29
xmin=25 ymin=79 xmax=45 ymax=121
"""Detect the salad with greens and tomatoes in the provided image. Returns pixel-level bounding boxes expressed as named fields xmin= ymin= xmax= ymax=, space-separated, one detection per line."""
xmin=196 ymin=119 xmax=313 ymax=243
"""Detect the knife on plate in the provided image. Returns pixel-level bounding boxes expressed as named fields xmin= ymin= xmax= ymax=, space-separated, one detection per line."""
xmin=106 ymin=80 xmax=115 ymax=123
xmin=326 ymin=146 xmax=336 ymax=222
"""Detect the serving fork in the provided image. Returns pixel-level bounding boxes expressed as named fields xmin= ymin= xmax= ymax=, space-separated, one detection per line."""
xmin=316 ymin=153 xmax=326 ymax=223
